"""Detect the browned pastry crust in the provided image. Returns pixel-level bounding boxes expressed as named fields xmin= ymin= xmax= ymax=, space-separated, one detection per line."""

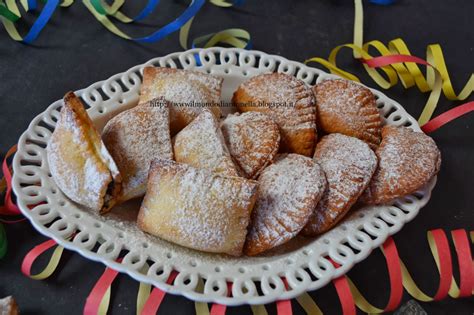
xmin=244 ymin=154 xmax=327 ymax=256
xmin=232 ymin=73 xmax=317 ymax=156
xmin=102 ymin=98 xmax=173 ymax=202
xmin=173 ymin=109 xmax=240 ymax=177
xmin=47 ymin=92 xmax=122 ymax=213
xmin=360 ymin=126 xmax=441 ymax=204
xmin=140 ymin=67 xmax=223 ymax=135
xmin=137 ymin=159 xmax=258 ymax=256
xmin=221 ymin=112 xmax=280 ymax=179
xmin=302 ymin=134 xmax=378 ymax=236
xmin=313 ymin=79 xmax=382 ymax=150
xmin=0 ymin=296 xmax=19 ymax=315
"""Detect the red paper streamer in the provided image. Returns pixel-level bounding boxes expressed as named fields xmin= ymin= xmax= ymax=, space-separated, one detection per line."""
xmin=1 ymin=145 xmax=21 ymax=216
xmin=141 ymin=271 xmax=179 ymax=315
xmin=84 ymin=258 xmax=123 ymax=315
xmin=210 ymin=282 xmax=233 ymax=315
xmin=21 ymin=238 xmax=58 ymax=276
xmin=276 ymin=278 xmax=293 ymax=315
xmin=362 ymin=55 xmax=474 ymax=134
xmin=451 ymin=229 xmax=474 ymax=297
xmin=430 ymin=229 xmax=454 ymax=301
xmin=422 ymin=102 xmax=474 ymax=134
xmin=380 ymin=237 xmax=403 ymax=310
xmin=362 ymin=54 xmax=431 ymax=68
xmin=210 ymin=301 xmax=227 ymax=315
xmin=332 ymin=273 xmax=356 ymax=315
xmin=0 ymin=217 xmax=26 ymax=224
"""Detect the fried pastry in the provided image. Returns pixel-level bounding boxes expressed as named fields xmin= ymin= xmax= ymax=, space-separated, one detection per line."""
xmin=313 ymin=79 xmax=382 ymax=149
xmin=221 ymin=112 xmax=280 ymax=179
xmin=173 ymin=109 xmax=240 ymax=177
xmin=137 ymin=159 xmax=258 ymax=256
xmin=302 ymin=134 xmax=378 ymax=235
xmin=361 ymin=126 xmax=441 ymax=204
xmin=102 ymin=98 xmax=173 ymax=201
xmin=0 ymin=296 xmax=19 ymax=315
xmin=140 ymin=66 xmax=223 ymax=135
xmin=232 ymin=73 xmax=317 ymax=156
xmin=244 ymin=154 xmax=327 ymax=256
xmin=47 ymin=92 xmax=121 ymax=213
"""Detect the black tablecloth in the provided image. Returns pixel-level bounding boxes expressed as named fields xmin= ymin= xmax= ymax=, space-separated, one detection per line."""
xmin=1 ymin=1 xmax=473 ymax=314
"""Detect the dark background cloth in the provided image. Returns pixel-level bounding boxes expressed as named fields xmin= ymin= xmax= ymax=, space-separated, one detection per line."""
xmin=0 ymin=1 xmax=473 ymax=314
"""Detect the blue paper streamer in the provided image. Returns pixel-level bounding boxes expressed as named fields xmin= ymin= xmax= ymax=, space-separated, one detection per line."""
xmin=23 ymin=0 xmax=59 ymax=43
xmin=369 ymin=0 xmax=395 ymax=5
xmin=133 ymin=0 xmax=160 ymax=21
xmin=28 ymin=0 xmax=38 ymax=11
xmin=133 ymin=0 xmax=204 ymax=43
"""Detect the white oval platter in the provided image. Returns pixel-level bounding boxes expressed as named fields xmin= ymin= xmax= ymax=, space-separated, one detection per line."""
xmin=12 ymin=48 xmax=436 ymax=306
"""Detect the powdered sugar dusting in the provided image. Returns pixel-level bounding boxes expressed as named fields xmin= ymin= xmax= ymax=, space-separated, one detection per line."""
xmin=304 ymin=134 xmax=377 ymax=234
xmin=140 ymin=67 xmax=223 ymax=133
xmin=138 ymin=159 xmax=257 ymax=256
xmin=173 ymin=109 xmax=239 ymax=177
xmin=47 ymin=94 xmax=116 ymax=211
xmin=245 ymin=154 xmax=326 ymax=255
xmin=233 ymin=73 xmax=317 ymax=156
xmin=221 ymin=112 xmax=280 ymax=179
xmin=314 ymin=79 xmax=382 ymax=148
xmin=0 ymin=296 xmax=16 ymax=315
xmin=362 ymin=126 xmax=441 ymax=204
xmin=102 ymin=98 xmax=173 ymax=201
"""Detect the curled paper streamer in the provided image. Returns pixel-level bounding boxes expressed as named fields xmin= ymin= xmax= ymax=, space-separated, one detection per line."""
xmin=345 ymin=237 xmax=403 ymax=313
xmin=82 ymin=0 xmax=205 ymax=43
xmin=83 ymin=0 xmax=251 ymax=51
xmin=89 ymin=0 xmax=160 ymax=23
xmin=306 ymin=0 xmax=474 ymax=127
xmin=369 ymin=0 xmax=395 ymax=5
xmin=83 ymin=260 xmax=120 ymax=315
xmin=209 ymin=283 xmax=232 ymax=315
xmin=275 ymin=279 xmax=293 ymax=315
xmin=0 ymin=2 xmax=19 ymax=21
xmin=341 ymin=229 xmax=473 ymax=315
xmin=294 ymin=292 xmax=323 ymax=315
xmin=0 ymin=0 xmax=69 ymax=43
xmin=194 ymin=278 xmax=211 ymax=315
xmin=139 ymin=271 xmax=177 ymax=315
xmin=136 ymin=265 xmax=152 ymax=315
xmin=21 ymin=238 xmax=66 ymax=280
xmin=0 ymin=0 xmax=251 ymax=48
xmin=422 ymin=101 xmax=474 ymax=134
xmin=209 ymin=0 xmax=245 ymax=7
xmin=178 ymin=1 xmax=251 ymax=51
xmin=330 ymin=260 xmax=356 ymax=315
xmin=0 ymin=145 xmax=21 ymax=216
xmin=16 ymin=228 xmax=472 ymax=315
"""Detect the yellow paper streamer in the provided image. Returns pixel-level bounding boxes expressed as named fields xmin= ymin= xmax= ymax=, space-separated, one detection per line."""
xmin=193 ymin=278 xmax=268 ymax=315
xmin=29 ymin=245 xmax=65 ymax=280
xmin=179 ymin=10 xmax=250 ymax=50
xmin=194 ymin=278 xmax=210 ymax=315
xmin=347 ymin=230 xmax=473 ymax=314
xmin=306 ymin=0 xmax=474 ymax=126
xmin=137 ymin=282 xmax=152 ymax=314
xmin=250 ymin=304 xmax=268 ymax=315
xmin=136 ymin=264 xmax=152 ymax=315
xmin=295 ymin=292 xmax=323 ymax=315
xmin=0 ymin=0 xmax=75 ymax=42
xmin=98 ymin=287 xmax=111 ymax=315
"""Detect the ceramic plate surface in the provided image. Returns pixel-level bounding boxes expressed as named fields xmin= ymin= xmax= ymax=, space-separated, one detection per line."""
xmin=12 ymin=48 xmax=436 ymax=306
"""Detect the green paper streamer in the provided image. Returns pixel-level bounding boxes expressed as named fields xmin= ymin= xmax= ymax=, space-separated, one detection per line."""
xmin=0 ymin=3 xmax=19 ymax=21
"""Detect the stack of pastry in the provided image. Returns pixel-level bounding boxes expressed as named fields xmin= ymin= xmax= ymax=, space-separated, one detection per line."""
xmin=47 ymin=67 xmax=441 ymax=256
